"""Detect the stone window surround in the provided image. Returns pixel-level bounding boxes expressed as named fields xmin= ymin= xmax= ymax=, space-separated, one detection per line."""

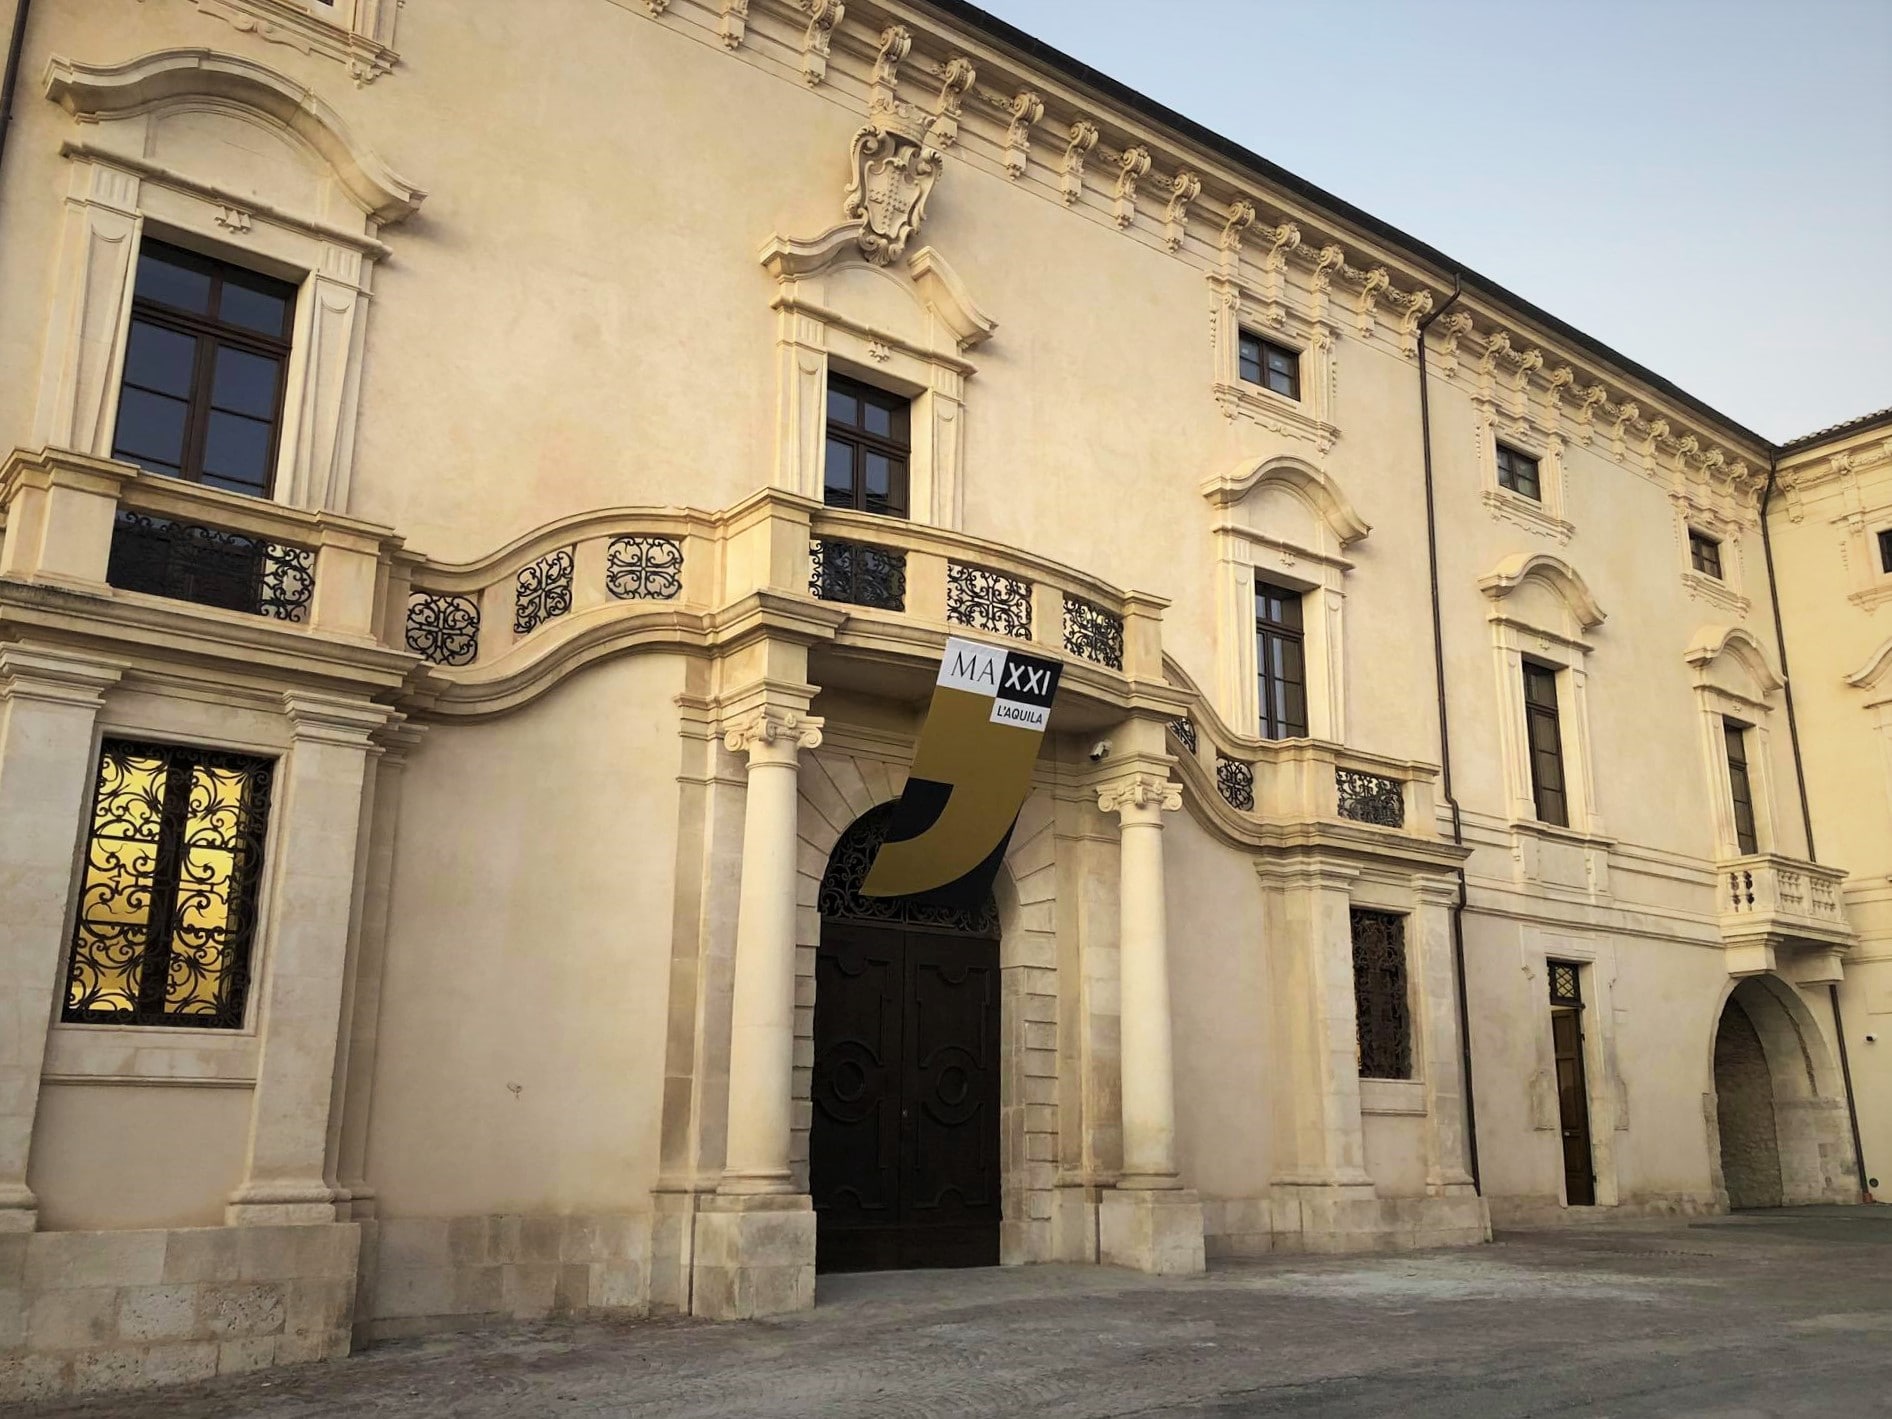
xmin=1672 ymin=489 xmax=1752 ymax=616
xmin=36 ymin=50 xmax=424 ymax=517
xmin=1208 ymin=272 xmax=1338 ymax=453
xmin=1476 ymin=413 xmax=1572 ymax=543
xmin=1349 ymin=873 xmax=1431 ymax=1118
xmin=1685 ymin=627 xmax=1785 ymax=862
xmin=1519 ymin=933 xmax=1624 ymax=1209
xmin=1844 ymin=504 xmax=1892 ymax=610
xmin=1201 ymin=456 xmax=1369 ymax=744
xmin=181 ymin=0 xmax=403 ymax=84
xmin=761 ymin=228 xmax=995 ymax=532
xmin=1478 ymin=553 xmax=1608 ymax=839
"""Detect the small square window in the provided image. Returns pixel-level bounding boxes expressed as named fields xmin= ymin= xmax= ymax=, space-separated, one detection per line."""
xmin=1878 ymin=528 xmax=1892 ymax=575
xmin=1495 ymin=444 xmax=1541 ymax=502
xmin=1237 ymin=330 xmax=1300 ymax=401
xmin=1689 ymin=529 xmax=1723 ymax=580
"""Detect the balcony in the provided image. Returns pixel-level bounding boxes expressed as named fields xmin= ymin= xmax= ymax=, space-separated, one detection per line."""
xmin=1717 ymin=853 xmax=1852 ymax=982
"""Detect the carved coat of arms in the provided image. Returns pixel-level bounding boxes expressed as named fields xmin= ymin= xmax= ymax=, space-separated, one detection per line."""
xmin=843 ymin=117 xmax=942 ymax=265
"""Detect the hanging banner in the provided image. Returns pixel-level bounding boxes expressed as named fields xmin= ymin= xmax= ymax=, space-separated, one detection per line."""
xmin=860 ymin=635 xmax=1062 ymax=909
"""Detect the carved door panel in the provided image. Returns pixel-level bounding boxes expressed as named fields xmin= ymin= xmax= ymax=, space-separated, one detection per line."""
xmin=812 ymin=924 xmax=1000 ymax=1272
xmin=1551 ymin=1007 xmax=1596 ymax=1207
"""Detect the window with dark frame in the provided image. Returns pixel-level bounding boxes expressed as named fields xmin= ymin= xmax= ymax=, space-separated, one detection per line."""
xmin=1878 ymin=528 xmax=1892 ymax=574
xmin=1237 ymin=330 xmax=1301 ymax=400
xmin=1495 ymin=443 xmax=1541 ymax=501
xmin=1522 ymin=661 xmax=1569 ymax=827
xmin=111 ymin=240 xmax=298 ymax=499
xmin=824 ymin=372 xmax=911 ymax=518
xmin=1254 ymin=578 xmax=1309 ymax=739
xmin=1724 ymin=718 xmax=1759 ymax=855
xmin=61 ymin=739 xmax=274 ymax=1030
xmin=1688 ymin=529 xmax=1723 ymax=579
xmin=1351 ymin=909 xmax=1412 ymax=1081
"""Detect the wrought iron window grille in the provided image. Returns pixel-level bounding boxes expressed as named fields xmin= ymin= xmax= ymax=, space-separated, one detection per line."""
xmin=1062 ymin=597 xmax=1124 ymax=669
xmin=514 ymin=547 xmax=575 ymax=635
xmin=405 ymin=591 xmax=481 ymax=667
xmin=809 ymin=537 xmax=907 ymax=611
xmin=946 ymin=562 xmax=1032 ymax=640
xmin=106 ymin=511 xmax=314 ymax=623
xmin=1351 ymin=908 xmax=1412 ymax=1080
xmin=605 ymin=535 xmax=684 ymax=601
xmin=62 ymin=738 xmax=274 ymax=1030
xmin=818 ymin=802 xmax=998 ymax=936
xmin=1335 ymin=768 xmax=1404 ymax=827
xmin=1167 ymin=717 xmax=1198 ymax=754
xmin=1216 ymin=755 xmax=1255 ymax=811
xmin=1548 ymin=961 xmax=1582 ymax=1007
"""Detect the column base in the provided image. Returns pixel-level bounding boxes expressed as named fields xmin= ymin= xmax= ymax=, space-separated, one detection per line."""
xmin=1099 ymin=1187 xmax=1205 ymax=1276
xmin=0 ymin=1184 xmax=36 ymax=1232
xmin=689 ymin=1193 xmax=815 ymax=1320
xmin=226 ymin=1182 xmax=346 ymax=1226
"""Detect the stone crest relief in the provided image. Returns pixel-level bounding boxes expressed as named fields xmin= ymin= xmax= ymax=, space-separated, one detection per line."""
xmin=843 ymin=114 xmax=943 ymax=265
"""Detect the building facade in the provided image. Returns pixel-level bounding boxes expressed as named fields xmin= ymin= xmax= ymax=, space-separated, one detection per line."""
xmin=0 ymin=0 xmax=1881 ymax=1400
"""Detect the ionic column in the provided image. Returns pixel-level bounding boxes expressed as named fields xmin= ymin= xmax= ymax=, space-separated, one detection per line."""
xmin=227 ymin=693 xmax=387 ymax=1224
xmin=1095 ymin=770 xmax=1203 ymax=1275
xmin=718 ymin=707 xmax=822 ymax=1194
xmin=0 ymin=646 xmax=121 ymax=1231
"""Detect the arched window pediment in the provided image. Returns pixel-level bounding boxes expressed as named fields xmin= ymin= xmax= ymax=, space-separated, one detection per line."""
xmin=1478 ymin=552 xmax=1606 ymax=637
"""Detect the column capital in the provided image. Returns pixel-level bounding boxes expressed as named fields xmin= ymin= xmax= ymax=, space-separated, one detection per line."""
xmin=0 ymin=644 xmax=122 ymax=708
xmin=724 ymin=707 xmax=823 ymax=762
xmin=1096 ymin=772 xmax=1180 ymax=820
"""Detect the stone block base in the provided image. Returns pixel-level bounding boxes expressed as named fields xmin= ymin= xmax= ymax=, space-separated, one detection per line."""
xmin=0 ymin=1222 xmax=359 ymax=1405
xmin=1485 ymin=1190 xmax=1720 ymax=1230
xmin=1204 ymin=1187 xmax=1490 ymax=1257
xmin=1098 ymin=1188 xmax=1205 ymax=1276
xmin=689 ymin=1194 xmax=815 ymax=1320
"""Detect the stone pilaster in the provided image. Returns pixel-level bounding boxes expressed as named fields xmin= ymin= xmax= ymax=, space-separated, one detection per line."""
xmin=0 ymin=646 xmax=121 ymax=1231
xmin=227 ymin=693 xmax=388 ymax=1225
xmin=1095 ymin=771 xmax=1204 ymax=1275
xmin=1413 ymin=875 xmax=1478 ymax=1195
xmin=691 ymin=705 xmax=821 ymax=1319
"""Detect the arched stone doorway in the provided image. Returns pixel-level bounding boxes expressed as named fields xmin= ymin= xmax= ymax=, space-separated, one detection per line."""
xmin=810 ymin=803 xmax=1002 ymax=1272
xmin=1710 ymin=975 xmax=1856 ymax=1210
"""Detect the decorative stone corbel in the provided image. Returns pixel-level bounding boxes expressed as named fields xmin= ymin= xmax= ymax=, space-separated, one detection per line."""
xmin=1309 ymin=244 xmax=1345 ymax=328
xmin=645 ymin=0 xmax=670 ymax=13
xmin=1575 ymin=382 xmax=1608 ymax=437
xmin=1112 ymin=145 xmax=1151 ymax=229
xmin=843 ymin=111 xmax=944 ymax=265
xmin=1161 ymin=171 xmax=1200 ymax=252
xmin=930 ymin=55 xmax=976 ymax=147
xmin=799 ymin=0 xmax=844 ymax=87
xmin=718 ymin=0 xmax=750 ymax=48
xmin=1435 ymin=311 xmax=1474 ymax=373
xmin=1218 ymin=199 xmax=1257 ymax=276
xmin=1395 ymin=288 xmax=1433 ymax=357
xmin=1354 ymin=266 xmax=1390 ymax=337
xmin=1609 ymin=402 xmax=1639 ymax=460
xmin=869 ymin=23 xmax=911 ymax=106
xmin=1060 ymin=119 xmax=1099 ymax=204
xmin=1002 ymin=89 xmax=1044 ymax=179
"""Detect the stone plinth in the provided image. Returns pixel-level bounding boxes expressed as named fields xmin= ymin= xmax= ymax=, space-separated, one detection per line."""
xmin=689 ymin=1193 xmax=815 ymax=1320
xmin=1098 ymin=1188 xmax=1205 ymax=1276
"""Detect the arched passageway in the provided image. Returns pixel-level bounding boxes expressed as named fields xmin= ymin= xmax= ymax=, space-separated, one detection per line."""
xmin=1710 ymin=975 xmax=1856 ymax=1210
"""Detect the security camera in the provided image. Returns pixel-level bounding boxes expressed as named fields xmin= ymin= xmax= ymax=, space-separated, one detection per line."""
xmin=1088 ymin=740 xmax=1111 ymax=762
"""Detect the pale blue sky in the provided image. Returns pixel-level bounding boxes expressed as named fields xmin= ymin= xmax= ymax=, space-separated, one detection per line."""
xmin=979 ymin=0 xmax=1891 ymax=443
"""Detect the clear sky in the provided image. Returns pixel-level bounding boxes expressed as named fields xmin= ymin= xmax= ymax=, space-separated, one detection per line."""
xmin=978 ymin=0 xmax=1892 ymax=443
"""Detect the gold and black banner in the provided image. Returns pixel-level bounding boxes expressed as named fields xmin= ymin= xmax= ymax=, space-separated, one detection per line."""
xmin=861 ymin=636 xmax=1062 ymax=910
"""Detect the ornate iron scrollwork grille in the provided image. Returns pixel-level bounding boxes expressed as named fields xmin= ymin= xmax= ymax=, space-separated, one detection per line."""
xmin=1168 ymin=717 xmax=1198 ymax=754
xmin=946 ymin=561 xmax=1032 ymax=640
xmin=809 ymin=537 xmax=907 ymax=611
xmin=106 ymin=511 xmax=314 ymax=623
xmin=1336 ymin=768 xmax=1405 ymax=828
xmin=1351 ymin=908 xmax=1412 ymax=1080
xmin=1548 ymin=960 xmax=1582 ymax=1007
xmin=1062 ymin=597 xmax=1124 ymax=669
xmin=818 ymin=802 xmax=998 ymax=937
xmin=1216 ymin=755 xmax=1254 ymax=811
xmin=605 ymin=535 xmax=683 ymax=601
xmin=514 ymin=546 xmax=575 ymax=635
xmin=405 ymin=591 xmax=481 ymax=667
xmin=61 ymin=739 xmax=273 ymax=1030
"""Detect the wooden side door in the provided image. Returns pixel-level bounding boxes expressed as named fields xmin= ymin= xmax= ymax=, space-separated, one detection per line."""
xmin=1550 ymin=1005 xmax=1596 ymax=1206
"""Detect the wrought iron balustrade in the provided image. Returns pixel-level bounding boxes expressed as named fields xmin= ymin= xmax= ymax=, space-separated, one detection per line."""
xmin=1336 ymin=767 xmax=1405 ymax=827
xmin=810 ymin=537 xmax=907 ymax=611
xmin=946 ymin=561 xmax=1032 ymax=639
xmin=1062 ymin=597 xmax=1124 ymax=669
xmin=606 ymin=535 xmax=684 ymax=601
xmin=1167 ymin=717 xmax=1198 ymax=754
xmin=406 ymin=591 xmax=481 ymax=666
xmin=106 ymin=511 xmax=313 ymax=623
xmin=1216 ymin=755 xmax=1255 ymax=811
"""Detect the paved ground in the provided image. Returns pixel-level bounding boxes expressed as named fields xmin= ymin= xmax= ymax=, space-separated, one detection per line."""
xmin=11 ymin=1207 xmax=1892 ymax=1418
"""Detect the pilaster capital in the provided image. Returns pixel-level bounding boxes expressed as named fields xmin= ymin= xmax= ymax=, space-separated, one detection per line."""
xmin=724 ymin=707 xmax=823 ymax=763
xmin=1412 ymin=874 xmax=1460 ymax=906
xmin=282 ymin=691 xmax=393 ymax=749
xmin=0 ymin=644 xmax=122 ymax=709
xmin=1097 ymin=772 xmax=1181 ymax=819
xmin=1254 ymin=858 xmax=1361 ymax=894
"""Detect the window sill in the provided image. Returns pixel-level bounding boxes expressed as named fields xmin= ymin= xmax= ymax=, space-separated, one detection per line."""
xmin=187 ymin=0 xmax=400 ymax=84
xmin=1481 ymin=488 xmax=1572 ymax=543
xmin=1507 ymin=817 xmax=1615 ymax=850
xmin=1359 ymin=1077 xmax=1427 ymax=1116
xmin=1847 ymin=581 xmax=1892 ymax=610
xmin=1212 ymin=380 xmax=1337 ymax=453
xmin=1682 ymin=569 xmax=1751 ymax=615
xmin=41 ymin=1023 xmax=259 ymax=1086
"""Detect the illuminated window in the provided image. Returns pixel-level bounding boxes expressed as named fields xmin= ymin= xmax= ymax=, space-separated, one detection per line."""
xmin=61 ymin=740 xmax=274 ymax=1029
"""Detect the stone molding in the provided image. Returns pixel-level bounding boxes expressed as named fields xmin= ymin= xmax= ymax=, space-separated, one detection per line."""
xmin=1096 ymin=773 xmax=1181 ymax=817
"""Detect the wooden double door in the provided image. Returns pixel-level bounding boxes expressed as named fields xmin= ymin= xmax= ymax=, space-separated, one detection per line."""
xmin=810 ymin=921 xmax=1001 ymax=1272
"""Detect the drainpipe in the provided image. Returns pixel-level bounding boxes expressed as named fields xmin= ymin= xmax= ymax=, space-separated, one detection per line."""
xmin=1415 ymin=275 xmax=1480 ymax=1194
xmin=0 ymin=0 xmax=31 ymax=204
xmin=1759 ymin=459 xmax=1871 ymax=1201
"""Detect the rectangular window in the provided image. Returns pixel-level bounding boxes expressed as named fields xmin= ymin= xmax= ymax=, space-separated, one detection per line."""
xmin=1255 ymin=578 xmax=1308 ymax=739
xmin=1724 ymin=718 xmax=1758 ymax=855
xmin=824 ymin=373 xmax=911 ymax=518
xmin=1879 ymin=528 xmax=1892 ymax=574
xmin=1522 ymin=661 xmax=1568 ymax=827
xmin=62 ymin=740 xmax=274 ymax=1030
xmin=1237 ymin=330 xmax=1301 ymax=400
xmin=1495 ymin=443 xmax=1541 ymax=501
xmin=1351 ymin=909 xmax=1412 ymax=1080
xmin=111 ymin=240 xmax=298 ymax=499
xmin=1689 ymin=529 xmax=1723 ymax=579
